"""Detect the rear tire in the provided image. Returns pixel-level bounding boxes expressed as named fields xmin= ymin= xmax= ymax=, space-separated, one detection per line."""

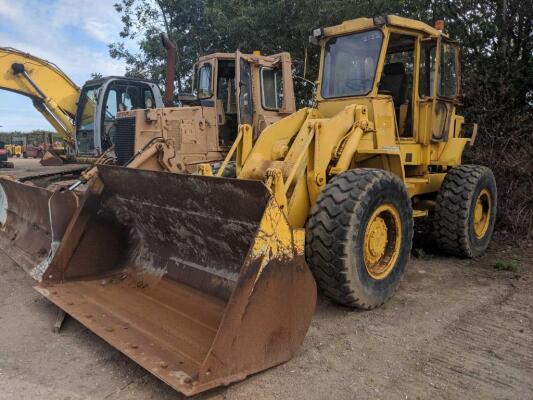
xmin=305 ymin=169 xmax=413 ymax=309
xmin=433 ymin=164 xmax=497 ymax=258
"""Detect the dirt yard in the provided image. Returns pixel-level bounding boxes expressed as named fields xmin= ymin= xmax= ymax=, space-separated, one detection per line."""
xmin=0 ymin=157 xmax=85 ymax=181
xmin=0 ymin=237 xmax=531 ymax=400
xmin=0 ymin=159 xmax=531 ymax=399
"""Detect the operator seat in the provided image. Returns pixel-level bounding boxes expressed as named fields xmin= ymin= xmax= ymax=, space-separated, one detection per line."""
xmin=380 ymin=62 xmax=407 ymax=106
xmin=380 ymin=62 xmax=411 ymax=136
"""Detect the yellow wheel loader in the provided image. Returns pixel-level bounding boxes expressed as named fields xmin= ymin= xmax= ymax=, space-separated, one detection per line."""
xmin=7 ymin=143 xmax=23 ymax=158
xmin=5 ymin=16 xmax=496 ymax=396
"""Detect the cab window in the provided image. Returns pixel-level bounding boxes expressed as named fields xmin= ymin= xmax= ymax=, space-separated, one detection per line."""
xmin=143 ymin=89 xmax=155 ymax=108
xmin=419 ymin=40 xmax=436 ymax=97
xmin=238 ymin=58 xmax=253 ymax=125
xmin=321 ymin=30 xmax=383 ymax=98
xmin=105 ymin=89 xmax=118 ymax=119
xmin=121 ymin=92 xmax=133 ymax=110
xmin=197 ymin=64 xmax=212 ymax=99
xmin=261 ymin=68 xmax=284 ymax=110
xmin=438 ymin=42 xmax=459 ymax=98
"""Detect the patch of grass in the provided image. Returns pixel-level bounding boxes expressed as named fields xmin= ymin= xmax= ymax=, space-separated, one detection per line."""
xmin=413 ymin=248 xmax=428 ymax=259
xmin=494 ymin=258 xmax=521 ymax=272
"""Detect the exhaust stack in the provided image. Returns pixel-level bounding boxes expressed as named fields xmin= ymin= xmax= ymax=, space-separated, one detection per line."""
xmin=160 ymin=33 xmax=176 ymax=107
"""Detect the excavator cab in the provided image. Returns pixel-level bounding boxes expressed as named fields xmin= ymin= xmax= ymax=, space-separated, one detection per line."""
xmin=75 ymin=77 xmax=163 ymax=155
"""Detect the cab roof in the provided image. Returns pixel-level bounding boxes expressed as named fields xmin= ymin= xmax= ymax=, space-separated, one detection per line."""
xmin=324 ymin=15 xmax=446 ymax=38
xmin=82 ymin=76 xmax=157 ymax=88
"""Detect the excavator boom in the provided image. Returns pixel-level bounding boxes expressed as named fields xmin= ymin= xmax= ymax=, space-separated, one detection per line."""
xmin=0 ymin=47 xmax=79 ymax=144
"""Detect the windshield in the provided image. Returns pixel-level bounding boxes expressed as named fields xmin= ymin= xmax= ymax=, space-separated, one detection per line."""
xmin=76 ymin=84 xmax=101 ymax=153
xmin=321 ymin=30 xmax=383 ymax=98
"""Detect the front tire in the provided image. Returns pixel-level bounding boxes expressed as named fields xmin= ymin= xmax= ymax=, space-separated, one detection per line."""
xmin=305 ymin=169 xmax=413 ymax=309
xmin=433 ymin=164 xmax=497 ymax=258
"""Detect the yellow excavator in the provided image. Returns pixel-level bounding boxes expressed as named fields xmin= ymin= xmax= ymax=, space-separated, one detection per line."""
xmin=0 ymin=46 xmax=165 ymax=165
xmin=3 ymin=16 xmax=497 ymax=397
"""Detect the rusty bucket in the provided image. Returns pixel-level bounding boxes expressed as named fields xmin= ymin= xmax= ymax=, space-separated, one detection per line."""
xmin=36 ymin=165 xmax=316 ymax=396
xmin=40 ymin=149 xmax=64 ymax=166
xmin=0 ymin=178 xmax=78 ymax=275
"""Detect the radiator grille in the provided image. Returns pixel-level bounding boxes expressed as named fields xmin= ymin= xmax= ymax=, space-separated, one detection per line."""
xmin=115 ymin=117 xmax=136 ymax=166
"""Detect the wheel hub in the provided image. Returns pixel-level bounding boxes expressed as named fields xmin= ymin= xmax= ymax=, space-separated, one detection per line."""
xmin=366 ymin=217 xmax=388 ymax=263
xmin=363 ymin=204 xmax=402 ymax=280
xmin=473 ymin=189 xmax=491 ymax=239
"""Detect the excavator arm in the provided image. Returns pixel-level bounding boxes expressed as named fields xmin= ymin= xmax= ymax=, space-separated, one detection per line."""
xmin=0 ymin=47 xmax=79 ymax=146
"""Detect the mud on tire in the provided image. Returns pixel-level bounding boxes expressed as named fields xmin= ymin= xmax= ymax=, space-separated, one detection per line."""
xmin=305 ymin=168 xmax=413 ymax=309
xmin=433 ymin=164 xmax=497 ymax=258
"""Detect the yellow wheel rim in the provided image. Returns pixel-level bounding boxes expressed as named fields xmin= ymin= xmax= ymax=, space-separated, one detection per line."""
xmin=473 ymin=188 xmax=491 ymax=239
xmin=363 ymin=204 xmax=402 ymax=280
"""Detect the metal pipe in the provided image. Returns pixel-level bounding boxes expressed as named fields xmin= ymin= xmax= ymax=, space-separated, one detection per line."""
xmin=160 ymin=34 xmax=177 ymax=107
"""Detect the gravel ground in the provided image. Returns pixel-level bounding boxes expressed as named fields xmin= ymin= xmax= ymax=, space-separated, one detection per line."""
xmin=0 ymin=238 xmax=531 ymax=400
xmin=0 ymin=158 xmax=531 ymax=399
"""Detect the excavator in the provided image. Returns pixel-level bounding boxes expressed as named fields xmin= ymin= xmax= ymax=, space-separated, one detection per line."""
xmin=2 ymin=16 xmax=497 ymax=397
xmin=0 ymin=46 xmax=165 ymax=166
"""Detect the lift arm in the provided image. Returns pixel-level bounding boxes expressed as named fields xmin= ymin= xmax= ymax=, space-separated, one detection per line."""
xmin=0 ymin=47 xmax=79 ymax=146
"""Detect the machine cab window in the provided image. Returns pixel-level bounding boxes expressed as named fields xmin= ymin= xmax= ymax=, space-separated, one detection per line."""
xmin=238 ymin=58 xmax=253 ymax=125
xmin=378 ymin=33 xmax=416 ymax=137
xmin=76 ymin=85 xmax=100 ymax=153
xmin=419 ymin=40 xmax=436 ymax=98
xmin=197 ymin=64 xmax=212 ymax=99
xmin=321 ymin=30 xmax=383 ymax=98
xmin=143 ymin=89 xmax=156 ymax=108
xmin=438 ymin=42 xmax=460 ymax=98
xmin=261 ymin=67 xmax=284 ymax=110
xmin=216 ymin=60 xmax=238 ymax=145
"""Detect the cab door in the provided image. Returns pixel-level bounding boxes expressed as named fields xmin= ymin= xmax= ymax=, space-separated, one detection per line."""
xmin=433 ymin=39 xmax=461 ymax=142
xmin=417 ymin=38 xmax=461 ymax=145
xmin=235 ymin=51 xmax=253 ymax=127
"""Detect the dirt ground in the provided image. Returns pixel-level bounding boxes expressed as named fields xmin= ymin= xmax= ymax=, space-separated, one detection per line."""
xmin=0 ymin=159 xmax=532 ymax=400
xmin=0 ymin=157 xmax=85 ymax=180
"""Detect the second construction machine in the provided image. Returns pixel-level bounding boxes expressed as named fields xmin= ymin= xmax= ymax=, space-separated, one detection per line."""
xmin=2 ymin=16 xmax=496 ymax=397
xmin=0 ymin=46 xmax=295 ymax=274
xmin=0 ymin=46 xmax=165 ymax=162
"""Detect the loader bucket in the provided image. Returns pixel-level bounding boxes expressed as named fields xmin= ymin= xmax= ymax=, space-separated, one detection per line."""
xmin=35 ymin=165 xmax=316 ymax=396
xmin=40 ymin=149 xmax=64 ymax=166
xmin=0 ymin=178 xmax=78 ymax=275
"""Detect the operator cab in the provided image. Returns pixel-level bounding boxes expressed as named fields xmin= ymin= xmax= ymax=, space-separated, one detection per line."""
xmin=317 ymin=16 xmax=461 ymax=142
xmin=75 ymin=77 xmax=163 ymax=156
xmin=187 ymin=52 xmax=292 ymax=145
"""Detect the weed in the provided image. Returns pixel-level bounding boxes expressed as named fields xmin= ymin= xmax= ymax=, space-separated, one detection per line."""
xmin=494 ymin=258 xmax=521 ymax=272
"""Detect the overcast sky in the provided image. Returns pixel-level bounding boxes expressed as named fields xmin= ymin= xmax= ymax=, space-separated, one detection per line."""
xmin=0 ymin=0 xmax=134 ymax=132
